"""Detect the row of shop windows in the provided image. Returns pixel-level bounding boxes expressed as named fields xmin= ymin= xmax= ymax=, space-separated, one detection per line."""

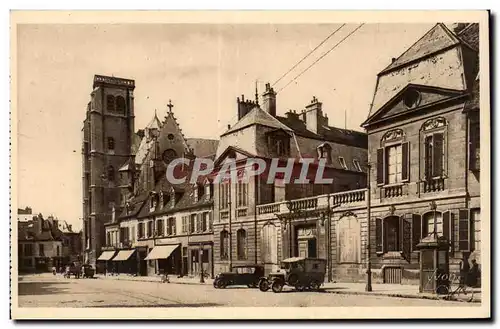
xmin=106 ymin=213 xmax=213 ymax=246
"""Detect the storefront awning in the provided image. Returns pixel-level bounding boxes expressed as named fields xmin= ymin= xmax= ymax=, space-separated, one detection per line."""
xmin=111 ymin=249 xmax=136 ymax=261
xmin=144 ymin=244 xmax=179 ymax=260
xmin=97 ymin=251 xmax=116 ymax=261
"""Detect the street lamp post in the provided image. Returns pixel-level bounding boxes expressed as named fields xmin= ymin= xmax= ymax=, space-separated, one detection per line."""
xmin=365 ymin=163 xmax=373 ymax=292
xmin=199 ymin=244 xmax=205 ymax=283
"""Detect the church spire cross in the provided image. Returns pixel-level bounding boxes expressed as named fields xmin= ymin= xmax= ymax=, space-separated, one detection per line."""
xmin=167 ymin=99 xmax=174 ymax=112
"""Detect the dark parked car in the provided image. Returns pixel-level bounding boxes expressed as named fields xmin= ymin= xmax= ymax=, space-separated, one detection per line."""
xmin=82 ymin=264 xmax=95 ymax=278
xmin=213 ymin=264 xmax=265 ymax=289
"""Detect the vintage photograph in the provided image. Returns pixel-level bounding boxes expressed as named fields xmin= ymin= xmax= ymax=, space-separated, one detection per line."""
xmin=10 ymin=11 xmax=490 ymax=319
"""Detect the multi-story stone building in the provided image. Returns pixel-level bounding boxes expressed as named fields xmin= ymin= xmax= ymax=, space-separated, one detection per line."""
xmin=361 ymin=22 xmax=481 ymax=284
xmin=210 ymin=22 xmax=481 ymax=285
xmin=83 ymin=79 xmax=219 ymax=277
xmin=18 ymin=209 xmax=81 ymax=272
xmin=212 ymin=84 xmax=368 ymax=275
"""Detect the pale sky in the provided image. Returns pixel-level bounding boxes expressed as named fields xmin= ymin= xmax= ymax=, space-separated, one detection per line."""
xmin=16 ymin=23 xmax=436 ymax=230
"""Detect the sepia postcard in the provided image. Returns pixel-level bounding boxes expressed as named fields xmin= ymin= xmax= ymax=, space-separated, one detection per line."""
xmin=10 ymin=10 xmax=490 ymax=320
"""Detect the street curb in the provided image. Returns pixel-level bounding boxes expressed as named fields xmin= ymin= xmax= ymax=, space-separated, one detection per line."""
xmin=96 ymin=276 xmax=212 ymax=286
xmin=324 ymin=289 xmax=481 ymax=303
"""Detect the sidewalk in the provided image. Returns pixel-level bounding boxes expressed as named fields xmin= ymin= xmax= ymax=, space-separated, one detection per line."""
xmin=322 ymin=282 xmax=481 ymax=303
xmin=95 ymin=274 xmax=480 ymax=303
xmin=95 ymin=273 xmax=214 ymax=285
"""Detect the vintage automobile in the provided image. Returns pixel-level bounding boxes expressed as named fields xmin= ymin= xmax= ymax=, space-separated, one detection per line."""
xmin=64 ymin=262 xmax=82 ymax=279
xmin=213 ymin=264 xmax=265 ymax=289
xmin=82 ymin=264 xmax=95 ymax=278
xmin=259 ymin=257 xmax=327 ymax=293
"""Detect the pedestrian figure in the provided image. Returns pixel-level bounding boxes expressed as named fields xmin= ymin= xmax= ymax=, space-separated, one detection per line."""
xmin=459 ymin=257 xmax=469 ymax=286
xmin=466 ymin=259 xmax=480 ymax=287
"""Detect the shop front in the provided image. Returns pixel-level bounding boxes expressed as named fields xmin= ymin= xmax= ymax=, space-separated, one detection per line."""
xmin=110 ymin=249 xmax=137 ymax=274
xmin=144 ymin=244 xmax=181 ymax=275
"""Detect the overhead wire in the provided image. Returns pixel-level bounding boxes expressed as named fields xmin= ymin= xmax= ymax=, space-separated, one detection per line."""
xmin=276 ymin=23 xmax=365 ymax=95
xmin=271 ymin=24 xmax=346 ymax=87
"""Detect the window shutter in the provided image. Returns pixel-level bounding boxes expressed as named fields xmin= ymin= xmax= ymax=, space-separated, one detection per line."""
xmin=424 ymin=135 xmax=433 ymax=180
xmin=375 ymin=218 xmax=383 ymax=253
xmin=402 ymin=142 xmax=410 ymax=182
xmin=432 ymin=133 xmax=444 ymax=177
xmin=458 ymin=209 xmax=471 ymax=251
xmin=401 ymin=215 xmax=412 ymax=263
xmin=411 ymin=214 xmax=421 ymax=252
xmin=376 ymin=148 xmax=384 ymax=185
xmin=421 ymin=214 xmax=429 ymax=238
xmin=442 ymin=210 xmax=454 ymax=253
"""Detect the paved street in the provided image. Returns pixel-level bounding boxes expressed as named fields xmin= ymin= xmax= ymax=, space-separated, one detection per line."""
xmin=18 ymin=274 xmax=474 ymax=308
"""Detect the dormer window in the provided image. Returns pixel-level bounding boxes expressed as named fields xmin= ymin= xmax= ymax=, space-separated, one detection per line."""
xmin=403 ymin=89 xmax=421 ymax=109
xmin=353 ymin=159 xmax=362 ymax=172
xmin=338 ymin=157 xmax=348 ymax=170
xmin=150 ymin=193 xmax=159 ymax=212
xmin=317 ymin=143 xmax=332 ymax=162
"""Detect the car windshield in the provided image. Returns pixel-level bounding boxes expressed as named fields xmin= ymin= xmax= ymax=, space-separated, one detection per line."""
xmin=233 ymin=267 xmax=255 ymax=274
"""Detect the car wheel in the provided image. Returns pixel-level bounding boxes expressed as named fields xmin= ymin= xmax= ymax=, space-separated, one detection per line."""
xmin=213 ymin=279 xmax=219 ymax=288
xmin=259 ymin=279 xmax=270 ymax=292
xmin=216 ymin=280 xmax=227 ymax=289
xmin=310 ymin=281 xmax=320 ymax=291
xmin=271 ymin=280 xmax=284 ymax=293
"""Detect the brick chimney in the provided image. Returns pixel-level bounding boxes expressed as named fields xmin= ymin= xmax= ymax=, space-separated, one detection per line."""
xmin=262 ymin=83 xmax=276 ymax=117
xmin=237 ymin=95 xmax=257 ymax=120
xmin=304 ymin=96 xmax=323 ymax=134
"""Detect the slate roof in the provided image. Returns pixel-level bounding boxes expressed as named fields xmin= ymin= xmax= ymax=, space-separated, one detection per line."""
xmin=379 ymin=23 xmax=461 ymax=75
xmin=186 ymin=138 xmax=219 ymax=158
xmin=221 ymin=106 xmax=292 ymax=136
xmin=276 ymin=115 xmax=367 ymax=149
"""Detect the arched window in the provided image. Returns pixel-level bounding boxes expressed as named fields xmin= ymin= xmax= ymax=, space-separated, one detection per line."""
xmin=107 ymin=166 xmax=115 ymax=181
xmin=107 ymin=137 xmax=115 ymax=150
xmin=116 ymin=96 xmax=126 ymax=113
xmin=261 ymin=224 xmax=277 ymax=264
xmin=106 ymin=95 xmax=115 ymax=112
xmin=236 ymin=229 xmax=247 ymax=260
xmin=220 ymin=230 xmax=229 ymax=260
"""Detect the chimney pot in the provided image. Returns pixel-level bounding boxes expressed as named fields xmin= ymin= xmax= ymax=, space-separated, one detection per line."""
xmin=227 ymin=124 xmax=231 ymax=129
xmin=242 ymin=95 xmax=245 ymax=101
xmin=391 ymin=57 xmax=396 ymax=63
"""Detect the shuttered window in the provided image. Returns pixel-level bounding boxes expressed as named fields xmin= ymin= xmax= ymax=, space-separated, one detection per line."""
xmin=469 ymin=117 xmax=480 ymax=171
xmin=424 ymin=133 xmax=445 ymax=178
xmin=402 ymin=142 xmax=410 ymax=181
xmin=458 ymin=209 xmax=471 ymax=251
xmin=377 ymin=148 xmax=384 ymax=185
xmin=411 ymin=214 xmax=422 ymax=252
xmin=377 ymin=142 xmax=410 ymax=186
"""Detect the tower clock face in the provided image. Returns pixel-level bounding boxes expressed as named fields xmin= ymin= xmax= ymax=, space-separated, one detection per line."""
xmin=162 ymin=149 xmax=177 ymax=163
